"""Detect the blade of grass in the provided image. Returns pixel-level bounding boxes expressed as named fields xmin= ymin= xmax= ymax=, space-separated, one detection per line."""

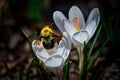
xmin=82 ymin=42 xmax=88 ymax=79
xmin=87 ymin=37 xmax=109 ymax=70
xmin=63 ymin=56 xmax=69 ymax=80
xmin=87 ymin=25 xmax=102 ymax=60
xmin=22 ymin=30 xmax=37 ymax=59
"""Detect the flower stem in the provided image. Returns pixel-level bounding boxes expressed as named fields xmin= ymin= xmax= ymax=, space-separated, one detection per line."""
xmin=79 ymin=54 xmax=84 ymax=80
xmin=77 ymin=45 xmax=84 ymax=80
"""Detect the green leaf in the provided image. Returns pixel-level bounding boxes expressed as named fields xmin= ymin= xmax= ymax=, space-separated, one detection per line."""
xmin=82 ymin=42 xmax=88 ymax=79
xmin=63 ymin=56 xmax=69 ymax=80
xmin=87 ymin=37 xmax=109 ymax=70
xmin=87 ymin=25 xmax=102 ymax=60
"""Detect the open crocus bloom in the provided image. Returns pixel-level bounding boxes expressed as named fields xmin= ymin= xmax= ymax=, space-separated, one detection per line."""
xmin=32 ymin=32 xmax=71 ymax=72
xmin=53 ymin=6 xmax=100 ymax=48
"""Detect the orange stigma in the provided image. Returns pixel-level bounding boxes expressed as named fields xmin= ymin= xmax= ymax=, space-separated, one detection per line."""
xmin=72 ymin=17 xmax=80 ymax=31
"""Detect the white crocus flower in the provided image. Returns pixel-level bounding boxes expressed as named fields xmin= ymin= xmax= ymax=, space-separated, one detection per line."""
xmin=53 ymin=6 xmax=100 ymax=55
xmin=32 ymin=31 xmax=71 ymax=76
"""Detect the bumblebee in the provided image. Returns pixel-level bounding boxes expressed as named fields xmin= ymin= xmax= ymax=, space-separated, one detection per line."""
xmin=37 ymin=26 xmax=62 ymax=49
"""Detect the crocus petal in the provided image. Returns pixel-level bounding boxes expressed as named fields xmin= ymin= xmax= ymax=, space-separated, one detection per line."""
xmin=64 ymin=20 xmax=76 ymax=38
xmin=69 ymin=6 xmax=85 ymax=29
xmin=53 ymin=11 xmax=67 ymax=32
xmin=57 ymin=32 xmax=71 ymax=60
xmin=32 ymin=40 xmax=50 ymax=62
xmin=72 ymin=31 xmax=89 ymax=44
xmin=56 ymin=46 xmax=65 ymax=57
xmin=86 ymin=8 xmax=100 ymax=27
xmin=86 ymin=8 xmax=100 ymax=39
xmin=62 ymin=32 xmax=71 ymax=51
xmin=45 ymin=55 xmax=64 ymax=68
xmin=86 ymin=20 xmax=97 ymax=40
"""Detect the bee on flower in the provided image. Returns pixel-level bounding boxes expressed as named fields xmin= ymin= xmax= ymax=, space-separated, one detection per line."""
xmin=32 ymin=25 xmax=71 ymax=76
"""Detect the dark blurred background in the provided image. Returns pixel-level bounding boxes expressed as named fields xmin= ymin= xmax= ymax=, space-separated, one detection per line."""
xmin=0 ymin=0 xmax=120 ymax=80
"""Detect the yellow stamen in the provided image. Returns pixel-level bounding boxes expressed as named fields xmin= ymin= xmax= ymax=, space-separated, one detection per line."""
xmin=72 ymin=17 xmax=80 ymax=31
xmin=34 ymin=40 xmax=41 ymax=45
